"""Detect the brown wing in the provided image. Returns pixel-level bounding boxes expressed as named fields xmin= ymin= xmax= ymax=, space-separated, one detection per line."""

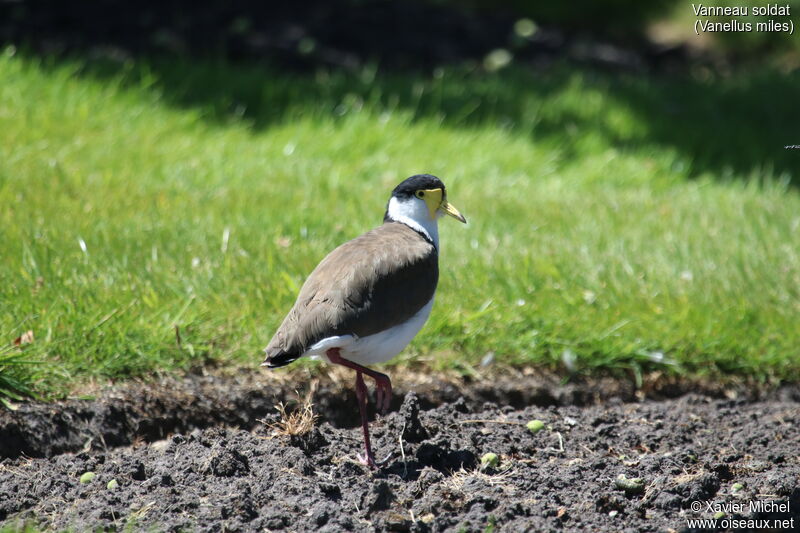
xmin=264 ymin=222 xmax=438 ymax=366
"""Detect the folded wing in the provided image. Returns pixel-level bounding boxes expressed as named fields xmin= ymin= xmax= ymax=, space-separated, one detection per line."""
xmin=263 ymin=222 xmax=438 ymax=367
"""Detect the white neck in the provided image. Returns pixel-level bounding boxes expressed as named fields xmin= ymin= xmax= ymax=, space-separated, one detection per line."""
xmin=385 ymin=196 xmax=439 ymax=249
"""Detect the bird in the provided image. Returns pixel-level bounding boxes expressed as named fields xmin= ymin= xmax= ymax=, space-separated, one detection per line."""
xmin=262 ymin=174 xmax=466 ymax=467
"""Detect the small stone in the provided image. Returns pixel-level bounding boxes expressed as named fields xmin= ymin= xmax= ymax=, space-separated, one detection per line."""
xmin=480 ymin=453 xmax=500 ymax=469
xmin=614 ymin=474 xmax=645 ymax=495
xmin=527 ymin=420 xmax=545 ymax=434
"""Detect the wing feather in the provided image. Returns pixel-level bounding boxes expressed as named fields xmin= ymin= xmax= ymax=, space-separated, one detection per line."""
xmin=264 ymin=222 xmax=438 ymax=364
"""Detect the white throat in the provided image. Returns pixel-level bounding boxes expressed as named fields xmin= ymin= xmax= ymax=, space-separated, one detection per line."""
xmin=386 ymin=196 xmax=440 ymax=249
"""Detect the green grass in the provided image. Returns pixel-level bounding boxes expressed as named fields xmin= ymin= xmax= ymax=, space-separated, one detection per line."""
xmin=1 ymin=47 xmax=799 ymax=399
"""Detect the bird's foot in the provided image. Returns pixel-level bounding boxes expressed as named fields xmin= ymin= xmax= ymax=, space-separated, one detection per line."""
xmin=357 ymin=451 xmax=393 ymax=469
xmin=357 ymin=451 xmax=377 ymax=469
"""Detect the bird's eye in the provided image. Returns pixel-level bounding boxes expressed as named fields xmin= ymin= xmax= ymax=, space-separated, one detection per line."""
xmin=416 ymin=191 xmax=425 ymax=198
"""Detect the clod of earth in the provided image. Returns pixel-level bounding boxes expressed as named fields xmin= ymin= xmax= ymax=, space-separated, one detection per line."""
xmin=399 ymin=391 xmax=429 ymax=443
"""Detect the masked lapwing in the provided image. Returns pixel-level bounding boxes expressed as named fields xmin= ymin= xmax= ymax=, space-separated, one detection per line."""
xmin=262 ymin=174 xmax=466 ymax=467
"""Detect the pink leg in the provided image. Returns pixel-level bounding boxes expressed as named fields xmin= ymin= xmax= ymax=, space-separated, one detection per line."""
xmin=354 ymin=371 xmax=376 ymax=467
xmin=327 ymin=348 xmax=393 ymax=468
xmin=326 ymin=349 xmax=393 ymax=414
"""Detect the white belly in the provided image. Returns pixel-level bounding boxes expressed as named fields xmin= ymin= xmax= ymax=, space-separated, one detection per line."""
xmin=304 ymin=298 xmax=434 ymax=366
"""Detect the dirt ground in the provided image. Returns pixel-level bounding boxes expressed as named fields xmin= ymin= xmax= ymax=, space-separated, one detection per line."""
xmin=0 ymin=369 xmax=798 ymax=532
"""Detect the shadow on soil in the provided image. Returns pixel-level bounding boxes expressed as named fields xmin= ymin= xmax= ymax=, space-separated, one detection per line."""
xmin=3 ymin=1 xmax=799 ymax=184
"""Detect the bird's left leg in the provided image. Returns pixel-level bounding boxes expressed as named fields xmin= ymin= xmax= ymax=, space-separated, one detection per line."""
xmin=326 ymin=349 xmax=392 ymax=414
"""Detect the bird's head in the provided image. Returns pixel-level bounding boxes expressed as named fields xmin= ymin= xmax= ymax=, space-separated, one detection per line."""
xmin=384 ymin=174 xmax=466 ymax=228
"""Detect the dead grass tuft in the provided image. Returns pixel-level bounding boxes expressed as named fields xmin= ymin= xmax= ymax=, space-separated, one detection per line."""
xmin=265 ymin=389 xmax=317 ymax=438
xmin=445 ymin=465 xmax=516 ymax=492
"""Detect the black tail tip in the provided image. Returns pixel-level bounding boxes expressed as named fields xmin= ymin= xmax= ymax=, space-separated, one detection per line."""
xmin=261 ymin=351 xmax=299 ymax=369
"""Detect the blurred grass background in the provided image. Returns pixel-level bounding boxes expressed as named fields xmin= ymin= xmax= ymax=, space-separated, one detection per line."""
xmin=1 ymin=0 xmax=799 ymax=400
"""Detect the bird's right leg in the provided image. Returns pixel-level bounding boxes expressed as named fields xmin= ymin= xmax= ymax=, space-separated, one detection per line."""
xmin=354 ymin=370 xmax=377 ymax=468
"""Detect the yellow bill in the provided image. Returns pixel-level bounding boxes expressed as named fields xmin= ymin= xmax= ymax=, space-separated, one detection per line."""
xmin=439 ymin=200 xmax=467 ymax=223
xmin=418 ymin=188 xmax=467 ymax=223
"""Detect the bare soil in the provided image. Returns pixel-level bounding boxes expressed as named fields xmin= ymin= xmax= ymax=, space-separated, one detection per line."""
xmin=0 ymin=369 xmax=798 ymax=532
